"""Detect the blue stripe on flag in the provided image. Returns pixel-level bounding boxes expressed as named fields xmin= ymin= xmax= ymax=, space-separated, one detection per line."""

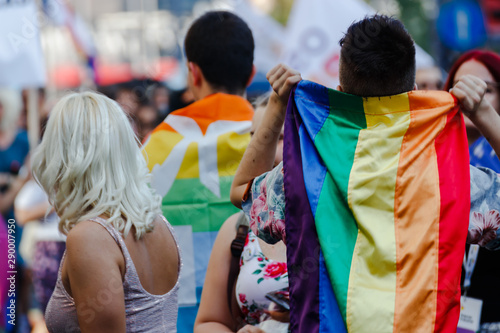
xmin=299 ymin=124 xmax=327 ymax=217
xmin=319 ymin=250 xmax=346 ymax=333
xmin=193 ymin=231 xmax=218 ymax=287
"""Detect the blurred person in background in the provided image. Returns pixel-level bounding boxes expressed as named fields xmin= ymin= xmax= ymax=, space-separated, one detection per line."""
xmin=0 ymin=88 xmax=29 ymax=220
xmin=115 ymin=83 xmax=140 ymax=137
xmin=167 ymin=87 xmax=194 ymax=114
xmin=15 ymin=180 xmax=62 ymax=333
xmin=115 ymin=83 xmax=140 ymax=117
xmin=443 ymin=50 xmax=500 ymax=328
xmin=136 ymin=101 xmax=160 ymax=143
xmin=444 ymin=50 xmax=500 ymax=170
xmin=32 ymin=91 xmax=180 ymax=333
xmin=195 ymin=94 xmax=289 ymax=333
xmin=0 ymin=87 xmax=31 ymax=333
xmin=151 ymin=84 xmax=170 ymax=120
xmin=18 ymin=89 xmax=46 ymax=131
xmin=416 ymin=66 xmax=443 ymax=90
xmin=142 ymin=11 xmax=255 ymax=333
xmin=11 ymin=91 xmax=58 ymax=333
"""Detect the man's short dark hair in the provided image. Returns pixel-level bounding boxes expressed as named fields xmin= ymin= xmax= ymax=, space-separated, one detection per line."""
xmin=184 ymin=11 xmax=254 ymax=95
xmin=339 ymin=15 xmax=416 ymax=97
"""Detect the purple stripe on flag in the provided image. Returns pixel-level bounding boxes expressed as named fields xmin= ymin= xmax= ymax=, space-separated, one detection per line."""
xmin=456 ymin=328 xmax=474 ymax=333
xmin=284 ymin=85 xmax=320 ymax=333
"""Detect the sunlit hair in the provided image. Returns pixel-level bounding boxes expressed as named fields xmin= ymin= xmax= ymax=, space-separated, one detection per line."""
xmin=0 ymin=88 xmax=22 ymax=132
xmin=32 ymin=91 xmax=161 ymax=239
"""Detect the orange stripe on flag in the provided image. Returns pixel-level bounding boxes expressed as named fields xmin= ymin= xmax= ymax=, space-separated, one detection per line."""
xmin=169 ymin=93 xmax=254 ymax=135
xmin=152 ymin=122 xmax=176 ymax=134
xmin=393 ymin=91 xmax=454 ymax=332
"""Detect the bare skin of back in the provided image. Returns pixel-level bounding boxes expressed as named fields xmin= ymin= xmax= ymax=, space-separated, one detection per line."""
xmin=61 ymin=215 xmax=179 ymax=333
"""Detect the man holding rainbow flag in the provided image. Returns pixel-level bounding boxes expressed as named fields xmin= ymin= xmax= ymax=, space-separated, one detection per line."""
xmin=232 ymin=15 xmax=500 ymax=333
xmin=142 ymin=11 xmax=255 ymax=333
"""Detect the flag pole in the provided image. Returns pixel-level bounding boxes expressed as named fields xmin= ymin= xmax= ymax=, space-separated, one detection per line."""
xmin=27 ymin=88 xmax=39 ymax=153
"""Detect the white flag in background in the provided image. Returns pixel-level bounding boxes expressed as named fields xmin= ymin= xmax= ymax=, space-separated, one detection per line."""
xmin=233 ymin=0 xmax=285 ymax=73
xmin=281 ymin=0 xmax=435 ymax=88
xmin=0 ymin=2 xmax=46 ymax=87
xmin=43 ymin=0 xmax=96 ymax=58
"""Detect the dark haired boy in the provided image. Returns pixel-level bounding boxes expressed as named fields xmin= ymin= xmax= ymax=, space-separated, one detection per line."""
xmin=231 ymin=15 xmax=500 ymax=332
xmin=142 ymin=11 xmax=255 ymax=332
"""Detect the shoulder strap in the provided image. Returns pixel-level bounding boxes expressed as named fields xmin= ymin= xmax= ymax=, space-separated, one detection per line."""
xmin=88 ymin=217 xmax=120 ymax=244
xmin=227 ymin=212 xmax=249 ymax=321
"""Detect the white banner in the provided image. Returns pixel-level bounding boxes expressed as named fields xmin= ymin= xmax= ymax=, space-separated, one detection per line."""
xmin=233 ymin=0 xmax=285 ymax=73
xmin=0 ymin=2 xmax=46 ymax=87
xmin=44 ymin=0 xmax=96 ymax=57
xmin=281 ymin=0 xmax=435 ymax=88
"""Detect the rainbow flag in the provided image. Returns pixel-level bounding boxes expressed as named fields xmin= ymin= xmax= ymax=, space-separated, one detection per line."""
xmin=142 ymin=93 xmax=253 ymax=332
xmin=283 ymin=81 xmax=470 ymax=333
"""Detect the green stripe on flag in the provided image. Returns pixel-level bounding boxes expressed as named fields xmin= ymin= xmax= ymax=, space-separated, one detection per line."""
xmin=160 ymin=176 xmax=239 ymax=233
xmin=313 ymin=90 xmax=367 ymax=322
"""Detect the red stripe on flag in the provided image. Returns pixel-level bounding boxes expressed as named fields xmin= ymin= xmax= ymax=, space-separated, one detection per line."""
xmin=433 ymin=108 xmax=470 ymax=331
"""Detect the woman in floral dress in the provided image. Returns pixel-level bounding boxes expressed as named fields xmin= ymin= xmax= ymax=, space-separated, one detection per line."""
xmin=195 ymin=95 xmax=289 ymax=333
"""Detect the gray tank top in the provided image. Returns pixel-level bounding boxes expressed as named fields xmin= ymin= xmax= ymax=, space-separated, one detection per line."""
xmin=45 ymin=216 xmax=180 ymax=333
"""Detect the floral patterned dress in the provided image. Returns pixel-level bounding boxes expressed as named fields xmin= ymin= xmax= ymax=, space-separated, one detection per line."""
xmin=235 ymin=229 xmax=288 ymax=326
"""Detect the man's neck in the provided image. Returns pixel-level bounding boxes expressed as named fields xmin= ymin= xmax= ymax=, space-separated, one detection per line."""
xmin=193 ymin=82 xmax=244 ymax=101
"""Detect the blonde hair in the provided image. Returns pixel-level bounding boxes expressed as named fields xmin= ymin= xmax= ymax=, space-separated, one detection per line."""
xmin=32 ymin=91 xmax=161 ymax=239
xmin=0 ymin=88 xmax=22 ymax=132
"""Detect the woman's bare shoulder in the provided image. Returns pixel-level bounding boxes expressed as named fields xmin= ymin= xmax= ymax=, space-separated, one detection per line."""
xmin=66 ymin=220 xmax=123 ymax=265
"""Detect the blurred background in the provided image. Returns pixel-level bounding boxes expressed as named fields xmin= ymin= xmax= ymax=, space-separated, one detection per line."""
xmin=2 ymin=0 xmax=499 ymax=114
xmin=3 ymin=0 xmax=500 ymax=133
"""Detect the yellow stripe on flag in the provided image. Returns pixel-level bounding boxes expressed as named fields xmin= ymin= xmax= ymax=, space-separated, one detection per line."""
xmin=143 ymin=130 xmax=183 ymax=171
xmin=177 ymin=141 xmax=199 ymax=179
xmin=217 ymin=132 xmax=251 ymax=177
xmin=346 ymin=94 xmax=411 ymax=333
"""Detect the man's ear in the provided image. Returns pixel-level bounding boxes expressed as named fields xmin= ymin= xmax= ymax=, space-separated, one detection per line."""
xmin=188 ymin=62 xmax=203 ymax=87
xmin=246 ymin=65 xmax=257 ymax=87
xmin=337 ymin=85 xmax=343 ymax=92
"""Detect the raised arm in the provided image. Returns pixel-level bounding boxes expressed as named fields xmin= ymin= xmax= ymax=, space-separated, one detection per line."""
xmin=230 ymin=64 xmax=301 ymax=208
xmin=15 ymin=201 xmax=53 ymax=225
xmin=452 ymin=75 xmax=500 ymax=249
xmin=450 ymin=74 xmax=500 ymax=157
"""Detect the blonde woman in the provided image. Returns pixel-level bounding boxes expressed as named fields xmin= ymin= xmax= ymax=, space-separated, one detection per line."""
xmin=32 ymin=92 xmax=180 ymax=333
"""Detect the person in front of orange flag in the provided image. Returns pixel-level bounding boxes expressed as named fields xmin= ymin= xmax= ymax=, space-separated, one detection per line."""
xmin=141 ymin=11 xmax=256 ymax=333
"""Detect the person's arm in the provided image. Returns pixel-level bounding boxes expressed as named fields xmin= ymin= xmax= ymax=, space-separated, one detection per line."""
xmin=194 ymin=213 xmax=264 ymax=333
xmin=450 ymin=74 xmax=500 ymax=157
xmin=0 ymin=175 xmax=27 ymax=215
xmin=64 ymin=221 xmax=126 ymax=333
xmin=452 ymin=75 xmax=500 ymax=249
xmin=230 ymin=64 xmax=301 ymax=209
xmin=15 ymin=202 xmax=53 ymax=225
